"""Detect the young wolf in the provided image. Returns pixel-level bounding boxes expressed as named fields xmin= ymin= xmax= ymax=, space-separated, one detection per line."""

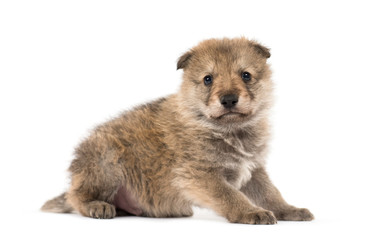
xmin=42 ymin=38 xmax=314 ymax=224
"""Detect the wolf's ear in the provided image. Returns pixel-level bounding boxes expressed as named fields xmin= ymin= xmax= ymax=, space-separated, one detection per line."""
xmin=251 ymin=41 xmax=271 ymax=59
xmin=177 ymin=51 xmax=193 ymax=70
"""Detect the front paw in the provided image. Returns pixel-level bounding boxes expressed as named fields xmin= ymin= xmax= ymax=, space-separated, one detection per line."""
xmin=275 ymin=208 xmax=314 ymax=221
xmin=227 ymin=209 xmax=277 ymax=225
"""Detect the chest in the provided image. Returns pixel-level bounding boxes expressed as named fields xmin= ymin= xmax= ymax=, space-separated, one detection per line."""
xmin=210 ymin=132 xmax=268 ymax=189
xmin=221 ymin=160 xmax=257 ymax=189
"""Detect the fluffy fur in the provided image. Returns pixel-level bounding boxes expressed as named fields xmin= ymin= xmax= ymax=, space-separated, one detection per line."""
xmin=42 ymin=37 xmax=314 ymax=224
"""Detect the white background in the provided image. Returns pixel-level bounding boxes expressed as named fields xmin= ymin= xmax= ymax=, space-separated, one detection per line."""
xmin=1 ymin=0 xmax=370 ymax=239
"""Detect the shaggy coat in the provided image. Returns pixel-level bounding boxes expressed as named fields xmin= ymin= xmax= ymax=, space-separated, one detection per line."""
xmin=42 ymin=38 xmax=313 ymax=224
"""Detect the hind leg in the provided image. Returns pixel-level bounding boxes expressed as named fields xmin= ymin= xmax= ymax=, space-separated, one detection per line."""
xmin=67 ymin=170 xmax=120 ymax=219
xmin=83 ymin=200 xmax=116 ymax=219
xmin=66 ymin=132 xmax=128 ymax=219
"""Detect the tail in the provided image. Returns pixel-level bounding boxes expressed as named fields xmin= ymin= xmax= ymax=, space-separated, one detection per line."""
xmin=41 ymin=192 xmax=74 ymax=213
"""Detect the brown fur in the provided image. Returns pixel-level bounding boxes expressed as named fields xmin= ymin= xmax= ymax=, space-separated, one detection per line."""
xmin=42 ymin=37 xmax=314 ymax=224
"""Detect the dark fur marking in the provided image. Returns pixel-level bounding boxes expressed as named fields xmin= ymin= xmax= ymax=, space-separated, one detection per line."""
xmin=223 ymin=168 xmax=238 ymax=183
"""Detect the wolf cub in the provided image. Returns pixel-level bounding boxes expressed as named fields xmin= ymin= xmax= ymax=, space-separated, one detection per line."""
xmin=42 ymin=38 xmax=314 ymax=224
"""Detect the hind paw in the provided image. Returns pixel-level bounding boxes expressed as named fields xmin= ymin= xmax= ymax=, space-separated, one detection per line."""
xmin=84 ymin=201 xmax=116 ymax=219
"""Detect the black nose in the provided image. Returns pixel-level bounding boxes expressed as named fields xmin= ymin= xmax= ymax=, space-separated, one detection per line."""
xmin=220 ymin=94 xmax=239 ymax=109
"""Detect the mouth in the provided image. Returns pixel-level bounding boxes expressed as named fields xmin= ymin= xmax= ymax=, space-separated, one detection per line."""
xmin=215 ymin=111 xmax=248 ymax=119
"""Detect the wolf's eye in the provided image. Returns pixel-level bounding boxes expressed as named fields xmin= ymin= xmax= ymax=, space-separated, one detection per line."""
xmin=204 ymin=75 xmax=213 ymax=85
xmin=242 ymin=72 xmax=252 ymax=82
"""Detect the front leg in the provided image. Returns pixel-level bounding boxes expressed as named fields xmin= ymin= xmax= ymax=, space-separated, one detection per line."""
xmin=240 ymin=168 xmax=314 ymax=221
xmin=176 ymin=169 xmax=277 ymax=224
